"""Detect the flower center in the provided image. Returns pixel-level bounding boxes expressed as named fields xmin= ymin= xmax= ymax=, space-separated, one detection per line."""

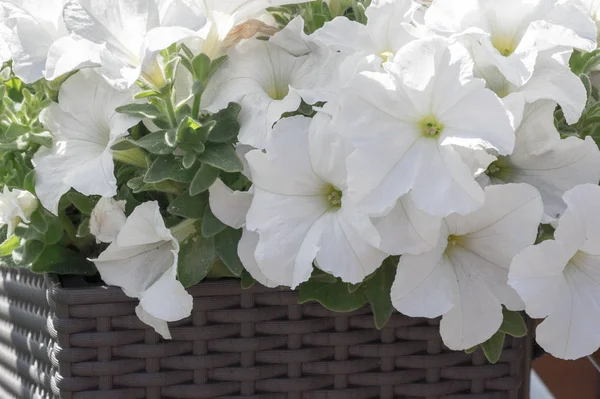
xmin=419 ymin=115 xmax=444 ymax=138
xmin=491 ymin=34 xmax=518 ymax=57
xmin=324 ymin=185 xmax=343 ymax=208
xmin=485 ymin=157 xmax=513 ymax=181
xmin=378 ymin=51 xmax=395 ymax=63
xmin=447 ymin=234 xmax=463 ymax=247
xmin=266 ymin=81 xmax=290 ymax=100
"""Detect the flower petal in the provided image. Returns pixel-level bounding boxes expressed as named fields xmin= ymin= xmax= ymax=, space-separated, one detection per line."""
xmin=209 ymin=179 xmax=252 ymax=229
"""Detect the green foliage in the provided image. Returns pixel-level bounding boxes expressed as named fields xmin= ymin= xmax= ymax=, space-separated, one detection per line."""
xmin=364 ymin=257 xmax=397 ymax=329
xmin=465 ymin=308 xmax=528 ymax=363
xmin=299 ymin=270 xmax=368 ymax=312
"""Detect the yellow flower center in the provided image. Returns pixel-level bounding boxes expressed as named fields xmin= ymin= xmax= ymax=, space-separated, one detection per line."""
xmin=491 ymin=34 xmax=518 ymax=57
xmin=419 ymin=115 xmax=444 ymax=138
xmin=266 ymin=81 xmax=290 ymax=100
xmin=324 ymin=185 xmax=343 ymax=208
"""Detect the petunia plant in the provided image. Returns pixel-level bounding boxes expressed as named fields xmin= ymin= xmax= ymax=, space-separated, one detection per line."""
xmin=1 ymin=0 xmax=600 ymax=364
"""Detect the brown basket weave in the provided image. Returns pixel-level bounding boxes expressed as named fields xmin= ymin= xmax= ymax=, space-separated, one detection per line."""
xmin=0 ymin=266 xmax=533 ymax=399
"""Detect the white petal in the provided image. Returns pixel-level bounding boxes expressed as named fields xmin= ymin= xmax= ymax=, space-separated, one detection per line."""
xmin=89 ymin=197 xmax=127 ymax=243
xmin=237 ymin=229 xmax=279 ymax=288
xmin=391 ymin=238 xmax=459 ymax=319
xmin=315 ymin=210 xmax=388 ymax=284
xmin=140 ymin=265 xmax=192 ymax=322
xmin=135 ymin=304 xmax=172 ymax=339
xmin=439 ymin=250 xmax=504 ymax=350
xmin=557 ymin=184 xmax=600 ymax=254
xmin=44 ymin=34 xmax=102 ymax=81
xmin=208 ymin=179 xmax=252 ymax=229
xmin=312 ymin=16 xmax=372 ymax=53
xmin=247 ymin=189 xmax=328 ymax=288
xmin=246 ymin=116 xmax=324 ymax=196
xmin=375 ymin=194 xmax=442 ymax=255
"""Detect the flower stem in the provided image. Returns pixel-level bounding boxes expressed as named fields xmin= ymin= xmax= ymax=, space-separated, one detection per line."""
xmin=171 ymin=218 xmax=197 ymax=242
xmin=164 ymin=92 xmax=179 ymax=128
xmin=113 ymin=148 xmax=148 ymax=169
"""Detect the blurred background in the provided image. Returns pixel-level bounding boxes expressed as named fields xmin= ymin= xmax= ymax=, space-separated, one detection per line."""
xmin=534 ymin=352 xmax=600 ymax=398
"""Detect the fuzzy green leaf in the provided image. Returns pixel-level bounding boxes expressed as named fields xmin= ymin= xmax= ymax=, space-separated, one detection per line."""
xmin=145 ymin=156 xmax=196 ymax=183
xmin=168 ymin=192 xmax=206 ymax=219
xmin=499 ymin=308 xmax=527 ymax=338
xmin=208 ymin=103 xmax=241 ymax=143
xmin=201 ymin=204 xmax=227 ymax=237
xmin=190 ymin=164 xmax=219 ymax=196
xmin=5 ymin=122 xmax=29 ymax=138
xmin=298 ymin=277 xmax=368 ymax=312
xmin=481 ymin=331 xmax=506 ymax=364
xmin=12 ymin=240 xmax=45 ymax=266
xmin=192 ymin=53 xmax=211 ymax=81
xmin=197 ymin=143 xmax=243 ymax=172
xmin=0 ymin=235 xmax=20 ymax=257
xmin=133 ymin=131 xmax=174 ymax=155
xmin=67 ymin=192 xmax=97 ymax=214
xmin=30 ymin=245 xmax=96 ymax=275
xmin=214 ymin=227 xmax=243 ymax=276
xmin=364 ymin=259 xmax=396 ymax=329
xmin=241 ymin=270 xmax=256 ymax=289
xmin=177 ymin=234 xmax=216 ymax=287
xmin=115 ymin=103 xmax=161 ymax=119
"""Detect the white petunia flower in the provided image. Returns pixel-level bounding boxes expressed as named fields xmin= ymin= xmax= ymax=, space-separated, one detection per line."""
xmin=509 ymin=184 xmax=600 ymax=359
xmin=313 ymin=0 xmax=423 ymax=65
xmin=425 ymin=0 xmax=597 ymax=87
xmin=245 ymin=115 xmax=387 ymax=288
xmin=482 ymin=100 xmax=600 ymax=222
xmin=337 ymin=38 xmax=514 ymax=217
xmin=579 ymin=0 xmax=600 ymax=43
xmin=392 ymin=183 xmax=543 ymax=350
xmin=93 ymin=201 xmax=193 ymax=339
xmin=0 ymin=0 xmax=102 ymax=83
xmin=89 ymin=197 xmax=127 ymax=243
xmin=202 ymin=17 xmax=343 ymax=149
xmin=61 ymin=0 xmax=201 ymax=89
xmin=33 ymin=69 xmax=141 ymax=215
xmin=0 ymin=187 xmax=37 ymax=235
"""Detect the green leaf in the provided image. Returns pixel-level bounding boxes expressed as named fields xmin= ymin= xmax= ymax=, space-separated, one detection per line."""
xmin=209 ymin=55 xmax=228 ymax=78
xmin=241 ymin=270 xmax=256 ymax=289
xmin=480 ymin=331 xmax=506 ymax=364
xmin=5 ymin=122 xmax=29 ymax=138
xmin=190 ymin=164 xmax=219 ymax=196
xmin=30 ymin=245 xmax=96 ymax=275
xmin=310 ymin=268 xmax=338 ymax=283
xmin=499 ymin=308 xmax=527 ymax=338
xmin=77 ymin=217 xmax=91 ymax=238
xmin=135 ymin=89 xmax=161 ymax=99
xmin=197 ymin=143 xmax=243 ymax=173
xmin=145 ymin=156 xmax=196 ymax=183
xmin=168 ymin=192 xmax=207 ymax=219
xmin=192 ymin=53 xmax=211 ymax=81
xmin=208 ymin=102 xmax=242 ymax=143
xmin=67 ymin=192 xmax=97 ymax=214
xmin=0 ymin=235 xmax=20 ymax=257
xmin=29 ymin=210 xmax=48 ymax=233
xmin=23 ymin=171 xmax=35 ymax=193
xmin=177 ymin=234 xmax=216 ymax=287
xmin=298 ymin=277 xmax=368 ymax=312
xmin=214 ymin=227 xmax=243 ymax=276
xmin=28 ymin=131 xmax=53 ymax=147
xmin=115 ymin=103 xmax=162 ymax=119
xmin=12 ymin=240 xmax=45 ymax=266
xmin=133 ymin=131 xmax=174 ymax=155
xmin=364 ymin=258 xmax=396 ymax=329
xmin=465 ymin=346 xmax=478 ymax=354
xmin=201 ymin=204 xmax=227 ymax=237
xmin=182 ymin=152 xmax=197 ymax=169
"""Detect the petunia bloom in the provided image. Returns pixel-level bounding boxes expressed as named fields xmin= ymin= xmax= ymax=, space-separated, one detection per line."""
xmin=93 ymin=201 xmax=193 ymax=339
xmin=33 ymin=69 xmax=141 ymax=214
xmin=202 ymin=17 xmax=343 ymax=149
xmin=392 ymin=183 xmax=543 ymax=350
xmin=482 ymin=100 xmax=600 ymax=222
xmin=425 ymin=0 xmax=597 ymax=87
xmin=61 ymin=0 xmax=201 ymax=89
xmin=337 ymin=37 xmax=514 ymax=217
xmin=509 ymin=184 xmax=600 ymax=359
xmin=89 ymin=197 xmax=127 ymax=243
xmin=245 ymin=115 xmax=387 ymax=288
xmin=0 ymin=187 xmax=37 ymax=235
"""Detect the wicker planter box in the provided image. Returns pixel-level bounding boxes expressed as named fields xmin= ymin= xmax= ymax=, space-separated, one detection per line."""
xmin=0 ymin=266 xmax=533 ymax=399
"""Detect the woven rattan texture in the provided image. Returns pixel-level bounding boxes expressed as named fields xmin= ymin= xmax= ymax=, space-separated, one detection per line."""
xmin=45 ymin=278 xmax=530 ymax=399
xmin=0 ymin=267 xmax=55 ymax=399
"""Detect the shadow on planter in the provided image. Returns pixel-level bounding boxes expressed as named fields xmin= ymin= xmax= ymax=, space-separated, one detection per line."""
xmin=0 ymin=266 xmax=533 ymax=399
